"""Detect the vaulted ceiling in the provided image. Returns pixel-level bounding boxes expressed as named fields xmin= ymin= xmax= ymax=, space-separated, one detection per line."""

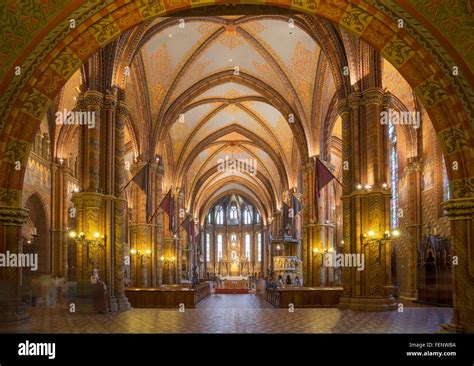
xmin=122 ymin=15 xmax=337 ymax=218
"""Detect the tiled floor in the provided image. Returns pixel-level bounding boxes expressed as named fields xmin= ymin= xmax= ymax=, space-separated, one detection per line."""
xmin=1 ymin=294 xmax=452 ymax=334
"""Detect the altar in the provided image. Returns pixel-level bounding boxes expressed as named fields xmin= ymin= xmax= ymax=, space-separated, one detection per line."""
xmin=215 ymin=275 xmax=250 ymax=294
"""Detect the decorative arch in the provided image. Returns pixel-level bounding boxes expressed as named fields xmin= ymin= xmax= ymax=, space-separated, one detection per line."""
xmin=198 ymin=186 xmax=269 ymax=227
xmin=157 ymin=71 xmax=309 ymax=160
xmin=174 ymin=123 xmax=291 ymax=190
xmin=0 ymin=0 xmax=472 ymax=208
xmin=23 ymin=192 xmax=50 ymax=275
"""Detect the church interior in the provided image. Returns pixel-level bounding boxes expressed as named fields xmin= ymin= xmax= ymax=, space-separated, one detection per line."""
xmin=0 ymin=0 xmax=473 ymax=335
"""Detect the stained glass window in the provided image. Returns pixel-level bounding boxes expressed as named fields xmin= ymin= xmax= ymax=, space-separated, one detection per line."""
xmin=230 ymin=205 xmax=237 ymax=219
xmin=389 ymin=123 xmax=398 ymax=229
xmin=217 ymin=234 xmax=223 ymax=261
xmin=216 ymin=207 xmax=224 ymax=225
xmin=442 ymin=158 xmax=451 ymax=201
xmin=245 ymin=234 xmax=251 ymax=260
xmin=257 ymin=232 xmax=262 ymax=262
xmin=206 ymin=233 xmax=211 ymax=262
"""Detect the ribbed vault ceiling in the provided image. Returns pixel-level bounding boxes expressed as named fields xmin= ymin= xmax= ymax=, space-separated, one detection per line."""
xmin=122 ymin=15 xmax=336 ymax=217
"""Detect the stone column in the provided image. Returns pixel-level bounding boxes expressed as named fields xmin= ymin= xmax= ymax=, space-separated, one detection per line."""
xmin=74 ymin=90 xmax=103 ymax=281
xmin=442 ymin=198 xmax=474 ymax=333
xmin=150 ymin=160 xmax=164 ymax=287
xmin=402 ymin=156 xmax=422 ymax=298
xmin=113 ymin=100 xmax=130 ymax=310
xmin=71 ymin=193 xmax=103 ymax=283
xmin=102 ymin=92 xmax=116 ymax=308
xmin=50 ymin=162 xmax=66 ymax=277
xmin=177 ymin=190 xmax=185 ymax=283
xmin=128 ymin=162 xmax=153 ymax=288
xmin=301 ymin=159 xmax=324 ymax=286
xmin=0 ymin=207 xmax=29 ymax=322
xmin=338 ymin=89 xmax=397 ymax=311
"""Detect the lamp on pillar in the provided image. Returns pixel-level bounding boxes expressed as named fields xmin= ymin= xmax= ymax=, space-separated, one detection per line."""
xmin=362 ymin=229 xmax=400 ymax=264
xmin=160 ymin=255 xmax=176 ymax=285
xmin=130 ymin=249 xmax=152 ymax=287
xmin=69 ymin=230 xmax=104 ymax=278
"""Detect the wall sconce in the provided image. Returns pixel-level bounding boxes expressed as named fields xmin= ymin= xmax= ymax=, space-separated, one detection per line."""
xmin=130 ymin=248 xmax=152 ymax=267
xmin=69 ymin=230 xmax=104 ymax=275
xmin=362 ymin=229 xmax=400 ymax=264
xmin=312 ymin=247 xmax=332 ymax=265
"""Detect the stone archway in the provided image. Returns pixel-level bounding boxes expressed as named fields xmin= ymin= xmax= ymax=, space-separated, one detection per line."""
xmin=0 ymin=1 xmax=472 ymax=208
xmin=23 ymin=193 xmax=50 ymax=281
xmin=0 ymin=0 xmax=472 ymax=331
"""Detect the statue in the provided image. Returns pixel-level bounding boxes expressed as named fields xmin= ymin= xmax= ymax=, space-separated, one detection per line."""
xmin=191 ymin=266 xmax=199 ymax=288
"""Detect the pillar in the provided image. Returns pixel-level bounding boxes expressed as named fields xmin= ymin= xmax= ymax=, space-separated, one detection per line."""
xmin=338 ymin=89 xmax=397 ymax=311
xmin=129 ymin=162 xmax=152 ymax=287
xmin=177 ymin=190 xmax=185 ymax=283
xmin=442 ymin=198 xmax=474 ymax=332
xmin=402 ymin=156 xmax=422 ymax=298
xmin=301 ymin=159 xmax=324 ymax=286
xmin=113 ymin=100 xmax=131 ymax=310
xmin=50 ymin=162 xmax=66 ymax=277
xmin=0 ymin=207 xmax=30 ymax=322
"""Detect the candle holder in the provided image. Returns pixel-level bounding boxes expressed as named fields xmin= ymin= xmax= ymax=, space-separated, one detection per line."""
xmin=362 ymin=229 xmax=400 ymax=264
xmin=69 ymin=231 xmax=105 ymax=276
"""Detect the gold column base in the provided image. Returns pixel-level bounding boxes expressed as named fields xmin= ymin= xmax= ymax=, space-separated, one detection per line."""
xmin=338 ymin=296 xmax=397 ymax=311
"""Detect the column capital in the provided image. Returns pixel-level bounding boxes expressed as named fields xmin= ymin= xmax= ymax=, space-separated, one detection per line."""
xmin=362 ymin=87 xmax=385 ymax=106
xmin=103 ymin=93 xmax=117 ymax=110
xmin=382 ymin=92 xmax=393 ymax=109
xmin=348 ymin=91 xmax=362 ymax=108
xmin=0 ymin=206 xmax=29 ymax=225
xmin=336 ymin=99 xmax=350 ymax=116
xmin=442 ymin=198 xmax=474 ymax=220
xmin=302 ymin=158 xmax=316 ymax=172
xmin=116 ymin=101 xmax=129 ymax=117
xmin=405 ymin=156 xmax=422 ymax=173
xmin=83 ymin=90 xmax=104 ymax=110
xmin=71 ymin=191 xmax=103 ymax=208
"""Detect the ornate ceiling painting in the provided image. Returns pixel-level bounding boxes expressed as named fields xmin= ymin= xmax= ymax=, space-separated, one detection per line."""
xmin=121 ymin=15 xmax=329 ymax=214
xmin=0 ymin=0 xmax=471 ymax=215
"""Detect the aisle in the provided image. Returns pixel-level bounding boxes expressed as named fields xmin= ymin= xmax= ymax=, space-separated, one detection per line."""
xmin=197 ymin=294 xmax=272 ymax=309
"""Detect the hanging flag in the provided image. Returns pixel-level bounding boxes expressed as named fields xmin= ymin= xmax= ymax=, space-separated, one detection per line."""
xmin=316 ymin=158 xmax=341 ymax=196
xmin=124 ymin=161 xmax=151 ymax=221
xmin=291 ymin=193 xmax=302 ymax=214
xmin=179 ymin=214 xmax=196 ymax=243
xmin=147 ymin=189 xmax=175 ymax=235
xmin=282 ymin=201 xmax=290 ymax=229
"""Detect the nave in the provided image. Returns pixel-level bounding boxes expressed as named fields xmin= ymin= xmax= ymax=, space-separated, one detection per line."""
xmin=3 ymin=295 xmax=452 ymax=334
xmin=0 ymin=0 xmax=473 ymax=335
